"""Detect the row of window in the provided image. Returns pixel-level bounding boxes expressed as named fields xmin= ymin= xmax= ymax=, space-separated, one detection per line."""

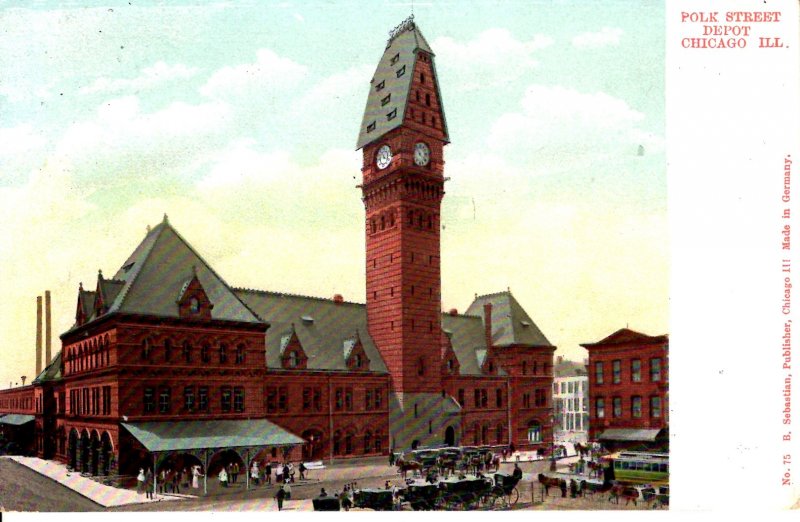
xmin=332 ymin=429 xmax=383 ymax=456
xmin=472 ymin=422 xmax=506 ymax=446
xmin=521 ymin=389 xmax=548 ymax=409
xmin=0 ymin=396 xmax=32 ymax=411
xmin=522 ymin=361 xmax=551 ymax=376
xmin=69 ymin=386 xmax=111 ymax=416
xmin=140 ymin=339 xmax=247 ymax=365
xmin=265 ymin=386 xmax=385 ymax=414
xmin=65 ymin=335 xmax=110 ymax=374
xmin=554 ymin=380 xmax=585 ymax=395
xmin=595 ymin=358 xmax=663 ymax=385
xmin=595 ymin=395 xmax=663 ymax=419
xmin=143 ymin=386 xmax=245 ymax=414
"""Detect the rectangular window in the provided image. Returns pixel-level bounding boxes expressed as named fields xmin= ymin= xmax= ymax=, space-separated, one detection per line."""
xmin=458 ymin=389 xmax=465 ymax=407
xmin=278 ymin=386 xmax=288 ymax=413
xmin=651 ymin=358 xmax=662 ymax=382
xmin=595 ymin=362 xmax=604 ymax=384
xmin=267 ymin=387 xmax=277 ymax=413
xmin=496 ymin=388 xmax=502 ymax=408
xmin=632 ymin=359 xmax=642 ymax=383
xmin=612 ymin=360 xmax=621 ymax=384
xmin=335 ymin=388 xmax=343 ymax=411
xmin=650 ymin=396 xmax=662 ymax=417
xmin=535 ymin=389 xmax=547 ymax=407
xmin=198 ymin=387 xmax=209 ymax=412
xmin=474 ymin=389 xmax=481 ymax=408
xmin=233 ymin=387 xmax=244 ymax=412
xmin=313 ymin=388 xmax=322 ymax=412
xmin=612 ymin=397 xmax=622 ymax=418
xmin=374 ymin=388 xmax=382 ymax=409
xmin=159 ymin=387 xmax=170 ymax=414
xmin=345 ymin=387 xmax=353 ymax=411
xmin=596 ymin=398 xmax=605 ymax=418
xmin=365 ymin=389 xmax=372 ymax=411
xmin=481 ymin=389 xmax=488 ymax=408
xmin=381 ymin=94 xmax=391 ymax=106
xmin=303 ymin=387 xmax=312 ymax=412
xmin=144 ymin=388 xmax=155 ymax=413
xmin=632 ymin=396 xmax=642 ymax=418
xmin=184 ymin=386 xmax=195 ymax=412
xmin=102 ymin=387 xmax=111 ymax=415
xmin=396 ymin=65 xmax=406 ymax=78
xmin=221 ymin=387 xmax=232 ymax=412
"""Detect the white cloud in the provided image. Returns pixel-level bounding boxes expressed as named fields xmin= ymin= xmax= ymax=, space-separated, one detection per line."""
xmin=432 ymin=29 xmax=553 ymax=89
xmin=80 ymin=61 xmax=201 ymax=95
xmin=572 ymin=27 xmax=623 ymax=49
xmin=199 ymin=49 xmax=307 ymax=100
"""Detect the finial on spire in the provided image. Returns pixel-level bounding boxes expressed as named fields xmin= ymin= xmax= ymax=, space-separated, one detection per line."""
xmin=146 ymin=224 xmax=151 ymax=234
xmin=163 ymin=213 xmax=169 ymax=224
xmin=98 ymin=269 xmax=104 ymax=279
xmin=79 ymin=282 xmax=83 ymax=291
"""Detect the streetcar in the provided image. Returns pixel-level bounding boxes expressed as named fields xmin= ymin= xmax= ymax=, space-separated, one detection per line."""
xmin=607 ymin=451 xmax=669 ymax=484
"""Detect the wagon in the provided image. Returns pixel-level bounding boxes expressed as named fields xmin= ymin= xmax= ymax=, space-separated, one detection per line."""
xmin=402 ymin=482 xmax=440 ymax=510
xmin=488 ymin=473 xmax=521 ymax=507
xmin=438 ymin=476 xmax=493 ymax=510
xmin=312 ymin=497 xmax=341 ymax=511
xmin=353 ymin=488 xmax=394 ymax=511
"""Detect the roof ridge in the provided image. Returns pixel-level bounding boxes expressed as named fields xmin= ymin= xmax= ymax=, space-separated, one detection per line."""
xmin=234 ymin=287 xmax=366 ymax=306
xmin=474 ymin=290 xmax=511 ymax=300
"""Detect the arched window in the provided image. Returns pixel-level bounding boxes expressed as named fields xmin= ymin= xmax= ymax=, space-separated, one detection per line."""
xmin=354 ymin=354 xmax=362 ymax=369
xmin=364 ymin=431 xmax=372 ymax=454
xmin=447 ymin=358 xmax=454 ymax=374
xmin=93 ymin=339 xmax=99 ymax=368
xmin=374 ymin=432 xmax=382 ymax=453
xmin=182 ymin=341 xmax=192 ymax=363
xmin=389 ymin=212 xmax=395 ymax=227
xmin=425 ymin=93 xmax=431 ymax=106
xmin=201 ymin=344 xmax=210 ymax=363
xmin=533 ymin=361 xmax=538 ymax=375
xmin=190 ymin=297 xmax=200 ymax=314
xmin=380 ymin=216 xmax=385 ymax=230
xmin=288 ymin=351 xmax=298 ymax=368
xmin=371 ymin=219 xmax=377 ymax=234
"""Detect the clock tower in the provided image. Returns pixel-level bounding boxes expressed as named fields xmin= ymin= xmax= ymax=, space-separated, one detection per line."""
xmin=357 ymin=16 xmax=455 ymax=449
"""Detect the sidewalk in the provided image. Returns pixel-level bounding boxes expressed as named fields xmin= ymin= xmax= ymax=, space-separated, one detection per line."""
xmin=2 ymin=456 xmax=191 ymax=508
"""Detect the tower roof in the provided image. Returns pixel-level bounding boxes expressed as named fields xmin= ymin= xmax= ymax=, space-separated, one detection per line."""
xmin=356 ymin=16 xmax=449 ymax=149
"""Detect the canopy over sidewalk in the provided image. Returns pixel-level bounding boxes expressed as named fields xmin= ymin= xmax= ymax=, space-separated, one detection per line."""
xmin=0 ymin=413 xmax=35 ymax=426
xmin=597 ymin=429 xmax=662 ymax=442
xmin=121 ymin=418 xmax=304 ymax=452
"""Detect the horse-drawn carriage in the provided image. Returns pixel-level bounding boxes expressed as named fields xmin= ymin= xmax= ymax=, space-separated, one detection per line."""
xmin=353 ymin=488 xmax=394 ymax=511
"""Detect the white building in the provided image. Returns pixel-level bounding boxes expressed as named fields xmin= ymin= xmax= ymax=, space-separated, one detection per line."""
xmin=553 ymin=357 xmax=589 ymax=441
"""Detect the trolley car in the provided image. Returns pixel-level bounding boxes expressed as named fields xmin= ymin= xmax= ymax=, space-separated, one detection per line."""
xmin=608 ymin=451 xmax=669 ymax=484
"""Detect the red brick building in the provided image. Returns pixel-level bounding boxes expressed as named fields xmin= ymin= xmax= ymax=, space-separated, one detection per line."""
xmin=0 ymin=18 xmax=555 ymax=477
xmin=582 ymin=329 xmax=669 ymax=451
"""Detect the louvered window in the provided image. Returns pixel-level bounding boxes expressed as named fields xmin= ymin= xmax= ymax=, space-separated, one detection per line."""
xmin=381 ymin=94 xmax=391 ymax=106
xmin=396 ymin=65 xmax=406 ymax=78
xmin=387 ymin=108 xmax=397 ymax=121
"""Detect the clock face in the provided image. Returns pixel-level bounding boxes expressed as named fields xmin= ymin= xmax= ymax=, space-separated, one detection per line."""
xmin=414 ymin=142 xmax=430 ymax=166
xmin=376 ymin=145 xmax=392 ymax=169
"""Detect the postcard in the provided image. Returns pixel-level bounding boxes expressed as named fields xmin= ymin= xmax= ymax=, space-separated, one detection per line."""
xmin=0 ymin=0 xmax=796 ymax=514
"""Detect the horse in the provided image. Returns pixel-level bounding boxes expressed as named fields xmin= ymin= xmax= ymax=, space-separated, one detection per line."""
xmin=537 ymin=473 xmax=562 ymax=497
xmin=574 ymin=443 xmax=591 ymax=458
xmin=609 ymin=485 xmax=639 ymax=506
xmin=396 ymin=458 xmax=423 ymax=480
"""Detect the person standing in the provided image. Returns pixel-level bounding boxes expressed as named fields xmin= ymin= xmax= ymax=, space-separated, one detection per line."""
xmin=299 ymin=462 xmax=306 ymax=481
xmin=172 ymin=469 xmax=180 ymax=494
xmin=265 ymin=462 xmax=273 ymax=485
xmin=158 ymin=469 xmax=166 ymax=494
xmin=192 ymin=465 xmax=202 ymax=489
xmin=145 ymin=468 xmax=154 ymax=500
xmin=219 ymin=466 xmax=229 ymax=488
xmin=389 ymin=448 xmax=396 ymax=466
xmin=251 ymin=461 xmax=260 ymax=486
xmin=275 ymin=485 xmax=286 ymax=511
xmin=137 ymin=468 xmax=146 ymax=495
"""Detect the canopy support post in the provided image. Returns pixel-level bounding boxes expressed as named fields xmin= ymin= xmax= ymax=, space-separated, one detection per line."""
xmin=204 ymin=449 xmax=209 ymax=496
xmin=153 ymin=451 xmax=158 ymax=499
xmin=245 ymin=448 xmax=250 ymax=491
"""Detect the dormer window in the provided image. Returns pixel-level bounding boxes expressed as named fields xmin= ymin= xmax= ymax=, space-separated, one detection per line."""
xmin=354 ymin=354 xmax=362 ymax=369
xmin=390 ymin=53 xmax=400 ymax=65
xmin=288 ymin=351 xmax=298 ymax=368
xmin=375 ymin=80 xmax=385 ymax=91
xmin=396 ymin=65 xmax=406 ymax=78
xmin=367 ymin=121 xmax=376 ymax=133
xmin=381 ymin=94 xmax=391 ymax=106
xmin=387 ymin=108 xmax=397 ymax=121
xmin=190 ymin=297 xmax=200 ymax=313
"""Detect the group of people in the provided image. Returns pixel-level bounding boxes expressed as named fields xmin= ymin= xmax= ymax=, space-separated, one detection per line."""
xmin=137 ymin=464 xmax=204 ymax=498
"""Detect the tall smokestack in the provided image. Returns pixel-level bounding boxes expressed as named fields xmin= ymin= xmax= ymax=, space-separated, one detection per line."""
xmin=45 ymin=290 xmax=52 ymax=366
xmin=36 ymin=296 xmax=43 ymax=376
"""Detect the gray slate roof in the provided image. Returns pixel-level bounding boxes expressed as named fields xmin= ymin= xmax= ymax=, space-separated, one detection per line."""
xmin=554 ymin=359 xmax=587 ymax=377
xmin=441 ymin=313 xmax=486 ymax=376
xmin=356 ymin=20 xmax=448 ymax=149
xmin=68 ymin=218 xmax=262 ymax=332
xmin=234 ymin=290 xmax=388 ymax=373
xmin=33 ymin=351 xmax=62 ymax=384
xmin=465 ymin=292 xmax=553 ymax=347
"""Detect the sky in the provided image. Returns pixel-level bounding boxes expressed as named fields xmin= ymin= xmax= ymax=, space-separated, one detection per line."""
xmin=0 ymin=0 xmax=666 ymax=388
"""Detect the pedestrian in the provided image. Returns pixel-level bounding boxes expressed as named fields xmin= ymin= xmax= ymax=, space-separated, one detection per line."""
xmin=284 ymin=480 xmax=292 ymax=500
xmin=389 ymin=448 xmax=396 ymax=467
xmin=159 ymin=468 xmax=166 ymax=494
xmin=509 ymin=442 xmax=515 ymax=455
xmin=172 ymin=468 xmax=180 ymax=494
xmin=137 ymin=468 xmax=145 ymax=494
xmin=251 ymin=461 xmax=260 ymax=486
xmin=233 ymin=462 xmax=239 ymax=484
xmin=219 ymin=466 xmax=228 ymax=488
xmin=275 ymin=485 xmax=286 ymax=511
xmin=282 ymin=464 xmax=290 ymax=484
xmin=192 ymin=465 xmax=203 ymax=489
xmin=265 ymin=462 xmax=273 ymax=485
xmin=299 ymin=461 xmax=306 ymax=481
xmin=502 ymin=448 xmax=508 ymax=462
xmin=341 ymin=485 xmax=353 ymax=511
xmin=319 ymin=487 xmax=328 ymax=497
xmin=145 ymin=468 xmax=154 ymax=500
xmin=512 ymin=463 xmax=523 ymax=481
xmin=287 ymin=462 xmax=295 ymax=483
xmin=570 ymin=479 xmax=577 ymax=499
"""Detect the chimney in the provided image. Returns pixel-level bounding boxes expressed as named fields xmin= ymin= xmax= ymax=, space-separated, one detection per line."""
xmin=448 ymin=308 xmax=458 ymax=316
xmin=21 ymin=376 xmax=26 ymax=386
xmin=45 ymin=290 xmax=52 ymax=366
xmin=483 ymin=303 xmax=493 ymax=348
xmin=333 ymin=294 xmax=344 ymax=305
xmin=36 ymin=296 xmax=42 ymax=376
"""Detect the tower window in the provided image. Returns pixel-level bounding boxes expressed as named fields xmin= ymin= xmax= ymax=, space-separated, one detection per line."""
xmin=422 ymin=113 xmax=426 ymax=124
xmin=416 ymin=91 xmax=420 ymax=102
xmin=381 ymin=94 xmax=391 ymax=106
xmin=431 ymin=116 xmax=437 ymax=128
xmin=366 ymin=121 xmax=376 ymax=133
xmin=387 ymin=108 xmax=397 ymax=121
xmin=425 ymin=93 xmax=431 ymax=106
xmin=396 ymin=65 xmax=406 ymax=78
xmin=375 ymin=80 xmax=385 ymax=92
xmin=420 ymin=73 xmax=426 ymax=84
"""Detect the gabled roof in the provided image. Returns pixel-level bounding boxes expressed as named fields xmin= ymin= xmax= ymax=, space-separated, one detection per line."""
xmin=66 ymin=217 xmax=263 ymax=333
xmin=356 ymin=18 xmax=448 ymax=149
xmin=581 ymin=328 xmax=668 ymax=348
xmin=465 ymin=291 xmax=553 ymax=347
xmin=234 ymin=290 xmax=388 ymax=373
xmin=33 ymin=351 xmax=62 ymax=384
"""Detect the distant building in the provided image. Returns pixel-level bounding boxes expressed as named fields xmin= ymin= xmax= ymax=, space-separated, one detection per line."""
xmin=582 ymin=329 xmax=669 ymax=451
xmin=552 ymin=357 xmax=589 ymax=440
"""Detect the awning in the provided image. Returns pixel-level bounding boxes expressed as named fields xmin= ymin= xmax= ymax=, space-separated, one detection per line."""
xmin=121 ymin=418 xmax=305 ymax=452
xmin=0 ymin=414 xmax=35 ymax=426
xmin=597 ymin=428 xmax=662 ymax=442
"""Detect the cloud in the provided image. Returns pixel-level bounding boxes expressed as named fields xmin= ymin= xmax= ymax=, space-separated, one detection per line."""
xmin=432 ymin=29 xmax=553 ymax=89
xmin=572 ymin=27 xmax=623 ymax=49
xmin=79 ymin=61 xmax=201 ymax=95
xmin=199 ymin=49 xmax=307 ymax=100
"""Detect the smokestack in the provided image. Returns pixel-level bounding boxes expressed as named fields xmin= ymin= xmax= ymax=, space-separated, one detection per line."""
xmin=36 ymin=296 xmax=43 ymax=376
xmin=45 ymin=290 xmax=52 ymax=366
xmin=21 ymin=376 xmax=26 ymax=386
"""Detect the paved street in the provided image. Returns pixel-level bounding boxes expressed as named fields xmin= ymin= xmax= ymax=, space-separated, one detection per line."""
xmin=0 ymin=456 xmax=658 ymax=512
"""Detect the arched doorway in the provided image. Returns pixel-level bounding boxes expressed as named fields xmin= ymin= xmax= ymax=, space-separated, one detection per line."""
xmin=301 ymin=429 xmax=324 ymax=461
xmin=527 ymin=420 xmax=542 ymax=443
xmin=444 ymin=426 xmax=455 ymax=447
xmin=100 ymin=432 xmax=113 ymax=476
xmin=80 ymin=431 xmax=90 ymax=473
xmin=68 ymin=429 xmax=78 ymax=470
xmin=90 ymin=431 xmax=100 ymax=476
xmin=207 ymin=449 xmax=245 ymax=479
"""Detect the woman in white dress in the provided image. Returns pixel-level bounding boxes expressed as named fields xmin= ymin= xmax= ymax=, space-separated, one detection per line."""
xmin=192 ymin=465 xmax=203 ymax=489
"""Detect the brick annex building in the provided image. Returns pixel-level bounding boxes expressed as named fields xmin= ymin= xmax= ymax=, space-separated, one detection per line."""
xmin=0 ymin=18 xmax=557 ymax=478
